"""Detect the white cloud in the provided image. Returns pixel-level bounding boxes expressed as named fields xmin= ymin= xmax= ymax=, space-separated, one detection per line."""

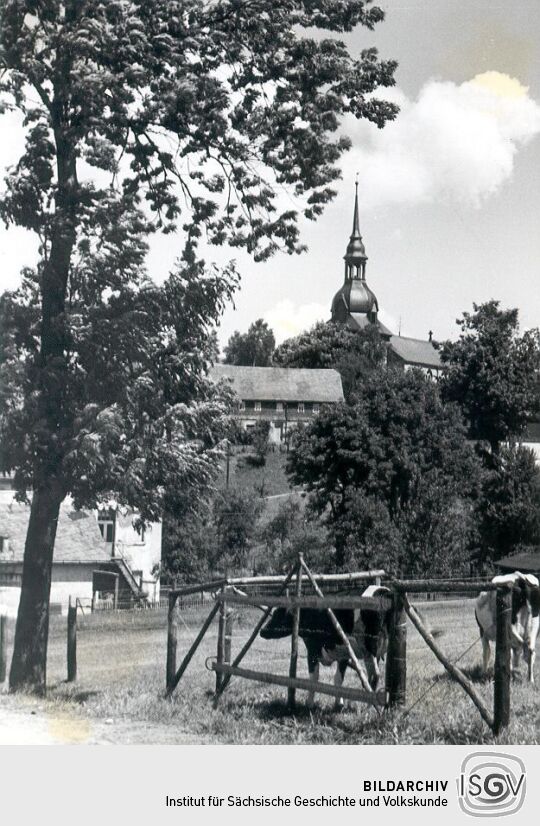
xmin=343 ymin=72 xmax=540 ymax=209
xmin=263 ymin=300 xmax=328 ymax=344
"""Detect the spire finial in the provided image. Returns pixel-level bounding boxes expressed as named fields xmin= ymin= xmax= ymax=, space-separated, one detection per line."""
xmin=352 ymin=175 xmax=361 ymax=238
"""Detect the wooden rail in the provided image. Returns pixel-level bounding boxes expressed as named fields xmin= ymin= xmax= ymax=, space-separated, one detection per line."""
xmin=212 ymin=663 xmax=385 ymax=707
xmin=216 ymin=592 xmax=393 ymax=611
xmin=391 ymin=579 xmax=503 ymax=593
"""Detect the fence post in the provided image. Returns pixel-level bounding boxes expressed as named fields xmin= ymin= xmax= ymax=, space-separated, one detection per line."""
xmin=224 ymin=606 xmax=233 ymax=667
xmin=166 ymin=592 xmax=178 ymax=693
xmin=0 ymin=614 xmax=7 ymax=683
xmin=288 ymin=557 xmax=303 ymax=710
xmin=386 ymin=589 xmax=407 ymax=707
xmin=216 ymin=586 xmax=227 ymax=693
xmin=67 ymin=598 xmax=77 ymax=682
xmin=494 ymin=585 xmax=512 ymax=735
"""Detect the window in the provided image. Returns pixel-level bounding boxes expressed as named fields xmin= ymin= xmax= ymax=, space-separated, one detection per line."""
xmin=297 ymin=402 xmax=305 ymax=413
xmin=0 ymin=536 xmax=6 ymax=553
xmin=238 ymin=400 xmax=245 ymax=411
xmin=254 ymin=401 xmax=262 ymax=412
xmin=313 ymin=404 xmax=320 ymax=414
xmin=97 ymin=508 xmax=116 ymax=544
xmin=276 ymin=402 xmax=284 ymax=412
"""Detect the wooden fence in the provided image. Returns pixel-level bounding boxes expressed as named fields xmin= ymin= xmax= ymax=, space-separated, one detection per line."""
xmin=164 ymin=565 xmax=516 ymax=735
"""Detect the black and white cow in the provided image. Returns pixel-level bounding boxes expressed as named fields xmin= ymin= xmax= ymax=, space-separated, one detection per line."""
xmin=259 ymin=585 xmax=391 ymax=709
xmin=475 ymin=572 xmax=540 ymax=683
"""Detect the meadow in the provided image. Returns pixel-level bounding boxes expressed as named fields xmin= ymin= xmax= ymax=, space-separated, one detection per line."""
xmin=1 ymin=598 xmax=539 ymax=745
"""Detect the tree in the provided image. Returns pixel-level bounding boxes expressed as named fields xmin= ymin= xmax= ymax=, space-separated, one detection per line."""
xmin=260 ymin=496 xmax=330 ymax=572
xmin=248 ymin=420 xmax=271 ymax=466
xmin=474 ymin=444 xmax=540 ymax=564
xmin=440 ymin=302 xmax=540 ymax=454
xmin=273 ymin=321 xmax=385 ymax=399
xmin=224 ymin=319 xmax=275 ymax=366
xmin=287 ymin=369 xmax=480 ymax=571
xmin=0 ymin=0 xmax=398 ymax=692
xmin=213 ymin=487 xmax=264 ymax=572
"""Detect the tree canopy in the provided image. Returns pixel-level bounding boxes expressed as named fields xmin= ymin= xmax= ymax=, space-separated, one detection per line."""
xmin=287 ymin=369 xmax=480 ymax=573
xmin=0 ymin=0 xmax=398 ymax=691
xmin=273 ymin=320 xmax=385 ymax=399
xmin=474 ymin=444 xmax=540 ymax=564
xmin=440 ymin=301 xmax=540 ymax=454
xmin=224 ymin=319 xmax=275 ymax=366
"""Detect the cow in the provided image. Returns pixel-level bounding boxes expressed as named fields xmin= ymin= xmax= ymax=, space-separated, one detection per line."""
xmin=259 ymin=585 xmax=392 ymax=709
xmin=475 ymin=572 xmax=540 ymax=683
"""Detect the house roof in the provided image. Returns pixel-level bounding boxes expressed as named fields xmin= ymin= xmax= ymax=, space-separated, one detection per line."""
xmin=388 ymin=335 xmax=442 ymax=369
xmin=210 ymin=365 xmax=344 ymax=403
xmin=496 ymin=552 xmax=540 ymax=573
xmin=0 ymin=497 xmax=110 ymax=564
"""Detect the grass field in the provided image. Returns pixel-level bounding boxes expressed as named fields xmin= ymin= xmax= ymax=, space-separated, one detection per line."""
xmin=1 ymin=598 xmax=539 ymax=745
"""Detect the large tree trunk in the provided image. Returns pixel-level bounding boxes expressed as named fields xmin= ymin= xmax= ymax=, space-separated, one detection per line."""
xmin=8 ymin=95 xmax=77 ymax=691
xmin=9 ymin=483 xmax=64 ymax=694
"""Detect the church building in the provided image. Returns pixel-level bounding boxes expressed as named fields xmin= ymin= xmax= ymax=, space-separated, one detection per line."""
xmin=331 ymin=182 xmax=442 ymax=378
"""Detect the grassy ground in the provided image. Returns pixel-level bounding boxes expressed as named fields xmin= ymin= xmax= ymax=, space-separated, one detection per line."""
xmin=1 ymin=599 xmax=539 ymax=745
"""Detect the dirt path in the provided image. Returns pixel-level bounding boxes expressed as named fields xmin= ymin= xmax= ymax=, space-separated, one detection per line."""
xmin=0 ymin=698 xmax=211 ymax=745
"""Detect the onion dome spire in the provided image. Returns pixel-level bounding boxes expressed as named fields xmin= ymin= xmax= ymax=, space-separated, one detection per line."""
xmin=331 ymin=179 xmax=378 ymax=323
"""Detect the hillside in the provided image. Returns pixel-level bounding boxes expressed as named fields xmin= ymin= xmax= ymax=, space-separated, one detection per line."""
xmin=216 ymin=447 xmax=294 ymax=498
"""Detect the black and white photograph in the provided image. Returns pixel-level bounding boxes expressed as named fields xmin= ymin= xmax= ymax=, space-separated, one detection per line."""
xmin=0 ymin=0 xmax=539 ymax=787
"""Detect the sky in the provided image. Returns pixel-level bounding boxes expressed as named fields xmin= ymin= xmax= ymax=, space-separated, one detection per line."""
xmin=1 ymin=1 xmax=539 ymax=349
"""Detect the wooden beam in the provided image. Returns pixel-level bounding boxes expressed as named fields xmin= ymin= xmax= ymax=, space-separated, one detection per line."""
xmin=386 ymin=591 xmax=407 ymax=707
xmin=169 ymin=579 xmax=228 ymax=598
xmin=493 ymin=587 xmax=512 ymax=735
xmin=166 ymin=592 xmax=178 ymax=692
xmin=212 ymin=663 xmax=385 ymax=707
xmin=228 ymin=570 xmax=385 ymax=587
xmin=391 ymin=579 xmax=501 ymax=593
xmin=403 ymin=595 xmax=494 ymax=730
xmin=67 ymin=599 xmax=77 ymax=683
xmin=288 ymin=560 xmax=302 ymax=710
xmin=216 ymin=592 xmax=393 ymax=611
xmin=0 ymin=614 xmax=7 ymax=684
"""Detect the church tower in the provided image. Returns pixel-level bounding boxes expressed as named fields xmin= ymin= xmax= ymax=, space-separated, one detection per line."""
xmin=331 ymin=180 xmax=379 ymax=328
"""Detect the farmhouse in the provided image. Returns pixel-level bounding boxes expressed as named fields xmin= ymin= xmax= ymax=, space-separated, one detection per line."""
xmin=331 ymin=183 xmax=442 ymax=379
xmin=210 ymin=364 xmax=344 ymax=444
xmin=0 ymin=477 xmax=161 ymax=616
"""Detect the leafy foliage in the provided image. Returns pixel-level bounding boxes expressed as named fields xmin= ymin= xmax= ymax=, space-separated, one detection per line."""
xmin=440 ymin=302 xmax=540 ymax=453
xmin=162 ymin=486 xmax=264 ymax=579
xmin=224 ymin=319 xmax=275 ymax=366
xmin=287 ymin=369 xmax=480 ymax=574
xmin=474 ymin=445 xmax=540 ymax=564
xmin=0 ymin=261 xmax=237 ymax=520
xmin=259 ymin=497 xmax=330 ymax=573
xmin=273 ymin=321 xmax=385 ymax=399
xmin=0 ymin=0 xmax=399 ymax=259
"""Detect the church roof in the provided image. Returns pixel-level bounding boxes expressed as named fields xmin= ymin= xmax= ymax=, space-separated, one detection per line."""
xmin=210 ymin=365 xmax=344 ymax=403
xmin=388 ymin=335 xmax=442 ymax=369
xmin=348 ymin=314 xmax=393 ymax=338
xmin=0 ymin=496 xmax=109 ymax=564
